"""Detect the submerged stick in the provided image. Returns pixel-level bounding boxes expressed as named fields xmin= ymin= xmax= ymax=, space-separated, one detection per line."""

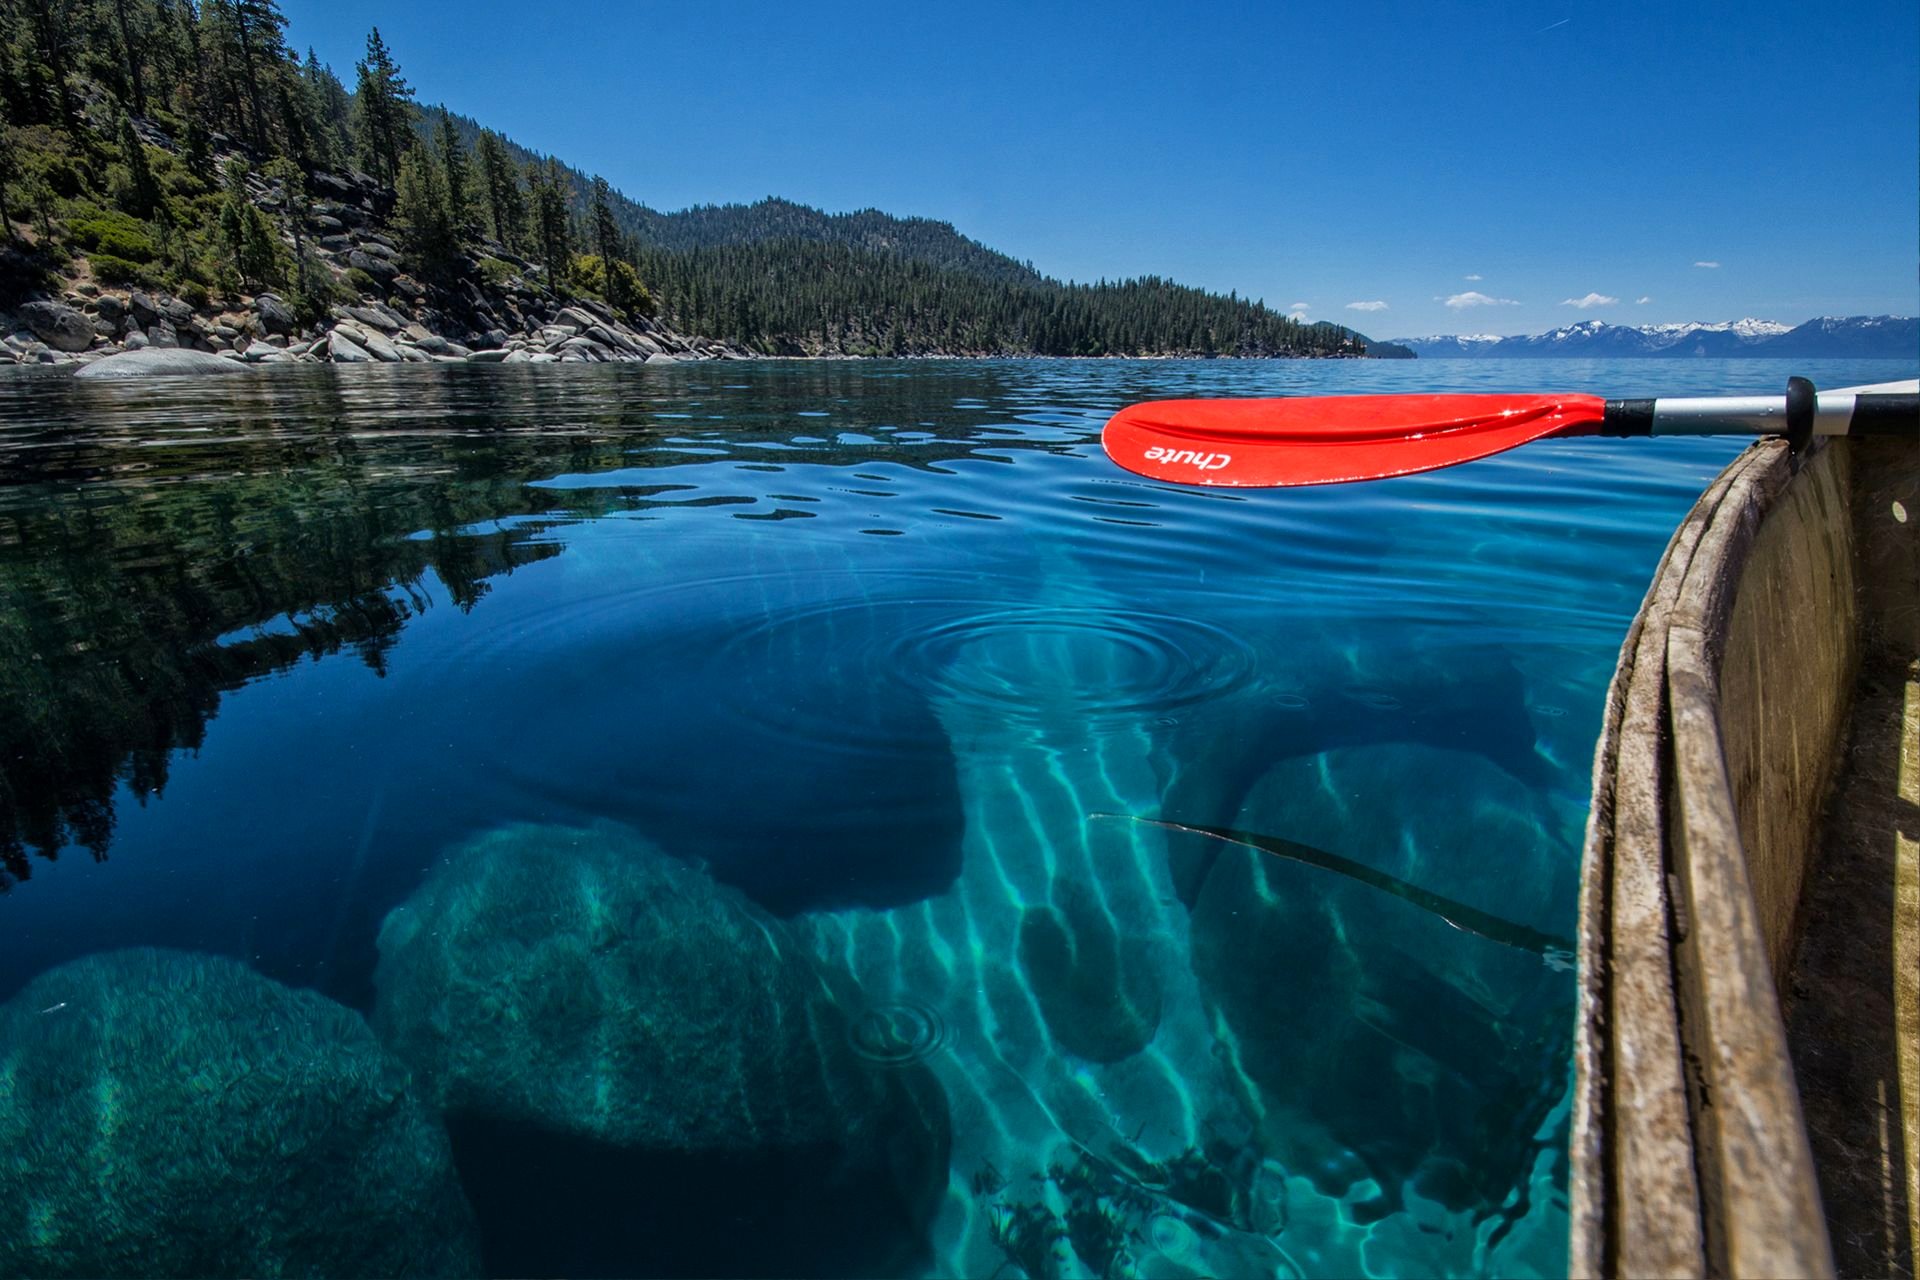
xmin=1096 ymin=814 xmax=1575 ymax=966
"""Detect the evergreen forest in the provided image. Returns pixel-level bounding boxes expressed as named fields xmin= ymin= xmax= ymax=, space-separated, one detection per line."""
xmin=0 ymin=1 xmax=1377 ymax=357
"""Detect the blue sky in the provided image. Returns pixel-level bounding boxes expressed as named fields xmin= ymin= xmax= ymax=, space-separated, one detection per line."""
xmin=279 ymin=0 xmax=1918 ymax=338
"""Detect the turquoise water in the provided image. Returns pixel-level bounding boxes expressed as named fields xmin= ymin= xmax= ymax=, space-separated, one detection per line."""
xmin=0 ymin=357 xmax=1909 ymax=1278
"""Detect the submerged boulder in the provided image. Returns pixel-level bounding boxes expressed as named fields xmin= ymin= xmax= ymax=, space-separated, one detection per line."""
xmin=0 ymin=948 xmax=480 ymax=1279
xmin=74 ymin=347 xmax=248 ymax=379
xmin=1182 ymin=743 xmax=1576 ymax=1220
xmin=373 ymin=822 xmax=950 ymax=1277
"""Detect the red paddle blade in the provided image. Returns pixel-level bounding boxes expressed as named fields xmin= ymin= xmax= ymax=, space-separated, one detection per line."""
xmin=1102 ymin=392 xmax=1608 ymax=487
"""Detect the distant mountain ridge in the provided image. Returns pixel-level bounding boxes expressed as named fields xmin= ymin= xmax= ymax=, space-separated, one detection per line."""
xmin=1388 ymin=315 xmax=1916 ymax=359
xmin=430 ymin=109 xmax=1371 ymax=356
xmin=431 ymin=113 xmax=1045 ymax=285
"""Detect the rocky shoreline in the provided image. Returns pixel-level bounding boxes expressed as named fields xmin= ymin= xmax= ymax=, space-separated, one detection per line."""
xmin=3 ymin=284 xmax=748 ymax=371
xmin=2 ymin=162 xmax=751 ymax=372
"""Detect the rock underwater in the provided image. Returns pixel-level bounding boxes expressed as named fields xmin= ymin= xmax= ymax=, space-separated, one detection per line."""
xmin=372 ymin=821 xmax=951 ymax=1278
xmin=1180 ymin=741 xmax=1576 ymax=1224
xmin=73 ymin=347 xmax=250 ymax=378
xmin=0 ymin=947 xmax=480 ymax=1279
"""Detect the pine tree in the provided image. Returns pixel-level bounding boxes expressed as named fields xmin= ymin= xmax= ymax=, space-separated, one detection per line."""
xmin=265 ymin=153 xmax=313 ymax=304
xmin=473 ymin=129 xmax=524 ymax=251
xmin=528 ymin=157 xmax=572 ymax=295
xmin=106 ymin=0 xmax=148 ymax=116
xmin=588 ymin=174 xmax=631 ymax=312
xmin=302 ymin=50 xmax=352 ymax=165
xmin=352 ymin=27 xmax=413 ymax=185
xmin=230 ymin=0 xmax=288 ymax=150
xmin=432 ymin=108 xmax=470 ymax=233
xmin=197 ymin=0 xmax=286 ymax=151
xmin=217 ymin=157 xmax=279 ymax=290
xmin=182 ymin=114 xmax=214 ymax=185
xmin=393 ymin=146 xmax=460 ymax=282
xmin=0 ymin=106 xmax=16 ymax=236
xmin=115 ymin=110 xmax=162 ymax=220
xmin=143 ymin=0 xmax=195 ymax=116
xmin=171 ymin=0 xmax=206 ymax=121
xmin=23 ymin=0 xmax=82 ymax=127
xmin=274 ymin=72 xmax=317 ymax=171
xmin=607 ymin=258 xmax=654 ymax=319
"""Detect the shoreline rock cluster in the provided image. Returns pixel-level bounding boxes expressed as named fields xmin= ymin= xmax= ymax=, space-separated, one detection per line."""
xmin=3 ymin=165 xmax=752 ymax=371
xmin=3 ymin=284 xmax=749 ymax=370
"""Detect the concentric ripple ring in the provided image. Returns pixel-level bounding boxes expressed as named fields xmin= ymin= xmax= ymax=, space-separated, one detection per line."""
xmin=848 ymin=1001 xmax=951 ymax=1067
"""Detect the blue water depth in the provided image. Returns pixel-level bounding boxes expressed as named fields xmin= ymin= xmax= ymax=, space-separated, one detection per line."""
xmin=0 ymin=358 xmax=1908 ymax=1278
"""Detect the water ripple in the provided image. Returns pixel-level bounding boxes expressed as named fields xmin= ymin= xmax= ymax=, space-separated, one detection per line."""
xmin=891 ymin=604 xmax=1260 ymax=725
xmin=847 ymin=1001 xmax=950 ymax=1067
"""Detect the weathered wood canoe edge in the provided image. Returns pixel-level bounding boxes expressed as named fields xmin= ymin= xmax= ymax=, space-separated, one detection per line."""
xmin=1567 ymin=426 xmax=1912 ymax=1278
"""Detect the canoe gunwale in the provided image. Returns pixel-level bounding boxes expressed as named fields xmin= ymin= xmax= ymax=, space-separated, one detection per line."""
xmin=1571 ymin=437 xmax=1841 ymax=1279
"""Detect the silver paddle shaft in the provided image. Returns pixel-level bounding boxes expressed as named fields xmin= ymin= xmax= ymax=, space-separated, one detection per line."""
xmin=1650 ymin=379 xmax=1918 ymax=438
xmin=1652 ymin=393 xmax=1848 ymax=436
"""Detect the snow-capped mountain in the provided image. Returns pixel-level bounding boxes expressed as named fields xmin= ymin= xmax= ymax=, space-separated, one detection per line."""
xmin=1387 ymin=315 xmax=1914 ymax=358
xmin=1638 ymin=318 xmax=1791 ymax=342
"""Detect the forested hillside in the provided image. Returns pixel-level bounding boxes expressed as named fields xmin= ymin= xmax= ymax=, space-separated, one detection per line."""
xmin=0 ymin=2 xmax=1373 ymax=358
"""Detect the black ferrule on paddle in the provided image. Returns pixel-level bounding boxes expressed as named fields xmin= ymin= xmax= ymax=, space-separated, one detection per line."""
xmin=1599 ymin=399 xmax=1655 ymax=437
xmin=1848 ymin=393 xmax=1920 ymax=440
xmin=1785 ymin=376 xmax=1816 ymax=454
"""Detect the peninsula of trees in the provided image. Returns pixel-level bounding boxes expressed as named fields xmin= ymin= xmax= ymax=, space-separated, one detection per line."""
xmin=0 ymin=2 xmax=1379 ymax=361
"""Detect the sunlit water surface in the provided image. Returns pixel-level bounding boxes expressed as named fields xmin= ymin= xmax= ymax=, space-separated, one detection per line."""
xmin=1 ymin=358 xmax=1909 ymax=1278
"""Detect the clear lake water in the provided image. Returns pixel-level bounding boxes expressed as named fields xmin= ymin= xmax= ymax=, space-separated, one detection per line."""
xmin=0 ymin=356 xmax=1910 ymax=1278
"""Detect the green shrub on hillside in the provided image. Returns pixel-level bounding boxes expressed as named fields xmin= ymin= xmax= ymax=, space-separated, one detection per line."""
xmin=88 ymin=253 xmax=148 ymax=285
xmin=27 ymin=154 xmax=85 ymax=201
xmin=69 ymin=209 xmax=158 ymax=263
xmin=160 ymin=164 xmax=208 ymax=202
xmin=565 ymin=252 xmax=652 ymax=319
xmin=569 ymin=250 xmax=606 ymax=296
xmin=607 ymin=258 xmax=655 ymax=318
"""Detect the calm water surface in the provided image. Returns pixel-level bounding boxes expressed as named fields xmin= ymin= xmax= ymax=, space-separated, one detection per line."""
xmin=0 ymin=357 xmax=1909 ymax=1278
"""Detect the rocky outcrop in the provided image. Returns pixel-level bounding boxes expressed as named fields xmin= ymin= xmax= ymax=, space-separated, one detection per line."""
xmin=253 ymin=292 xmax=296 ymax=335
xmin=326 ymin=328 xmax=371 ymax=361
xmin=3 ymin=163 xmax=750 ymax=370
xmin=74 ymin=348 xmax=249 ymax=379
xmin=3 ymin=283 xmax=748 ymax=370
xmin=372 ymin=821 xmax=950 ymax=1277
xmin=18 ymin=300 xmax=94 ymax=352
xmin=0 ymin=947 xmax=481 ymax=1279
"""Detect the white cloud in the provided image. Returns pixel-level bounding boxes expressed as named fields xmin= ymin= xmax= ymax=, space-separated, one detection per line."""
xmin=1345 ymin=300 xmax=1389 ymax=312
xmin=1637 ymin=296 xmax=1653 ymax=305
xmin=1464 ymin=273 xmax=1483 ymax=281
xmin=1560 ymin=292 xmax=1619 ymax=309
xmin=1286 ymin=302 xmax=1311 ymax=317
xmin=1694 ymin=260 xmax=1720 ymax=269
xmin=1443 ymin=290 xmax=1519 ymax=310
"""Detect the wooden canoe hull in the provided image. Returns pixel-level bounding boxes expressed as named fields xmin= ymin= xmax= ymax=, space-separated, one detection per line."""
xmin=1571 ymin=432 xmax=1917 ymax=1278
